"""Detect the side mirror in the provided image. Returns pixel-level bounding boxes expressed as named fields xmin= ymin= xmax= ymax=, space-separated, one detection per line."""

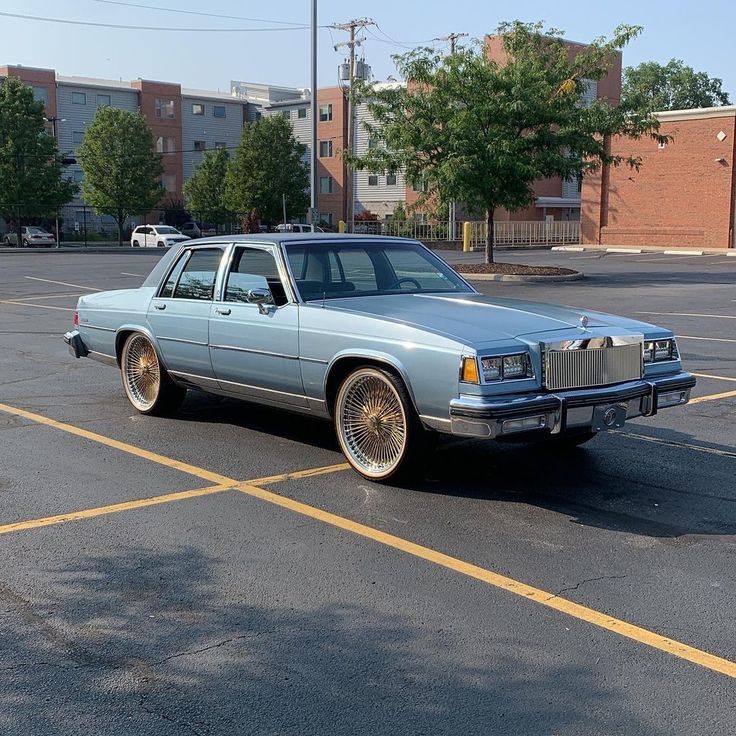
xmin=246 ymin=287 xmax=274 ymax=314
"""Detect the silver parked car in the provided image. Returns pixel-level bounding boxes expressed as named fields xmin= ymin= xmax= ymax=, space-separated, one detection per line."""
xmin=64 ymin=234 xmax=696 ymax=481
xmin=3 ymin=226 xmax=56 ymax=247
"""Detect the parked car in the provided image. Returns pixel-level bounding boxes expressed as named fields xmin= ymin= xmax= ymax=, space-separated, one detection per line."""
xmin=130 ymin=225 xmax=190 ymax=248
xmin=275 ymin=223 xmax=325 ymax=233
xmin=65 ymin=234 xmax=696 ymax=481
xmin=180 ymin=221 xmax=217 ymax=239
xmin=3 ymin=226 xmax=56 ymax=247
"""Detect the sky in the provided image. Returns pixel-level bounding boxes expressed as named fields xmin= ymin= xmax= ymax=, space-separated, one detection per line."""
xmin=1 ymin=0 xmax=734 ymax=96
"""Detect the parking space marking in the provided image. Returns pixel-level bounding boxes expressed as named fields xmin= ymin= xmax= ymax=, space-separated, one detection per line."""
xmin=233 ymin=480 xmax=736 ymax=679
xmin=692 ymin=372 xmax=736 ymax=383
xmin=0 ymin=300 xmax=75 ymax=312
xmin=637 ymin=311 xmax=736 ymax=320
xmin=678 ymin=335 xmax=736 ymax=344
xmin=11 ymin=293 xmax=85 ymax=301
xmin=690 ymin=389 xmax=736 ymax=405
xmin=0 ymin=402 xmax=235 ymax=485
xmin=250 ymin=463 xmax=350 ymax=485
xmin=0 ymin=483 xmax=233 ymax=536
xmin=121 ymin=272 xmax=145 ymax=277
xmin=24 ymin=276 xmax=102 ymax=291
xmin=615 ymin=431 xmax=736 ymax=460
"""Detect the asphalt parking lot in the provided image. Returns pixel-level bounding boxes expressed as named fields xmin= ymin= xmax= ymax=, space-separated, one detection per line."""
xmin=0 ymin=247 xmax=735 ymax=735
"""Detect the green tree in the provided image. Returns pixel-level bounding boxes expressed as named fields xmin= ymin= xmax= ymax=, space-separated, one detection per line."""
xmin=0 ymin=76 xmax=75 ymax=245
xmin=351 ymin=22 xmax=665 ymax=263
xmin=77 ymin=106 xmax=164 ymax=245
xmin=183 ymin=147 xmax=231 ymax=229
xmin=225 ymin=116 xmax=309 ymax=225
xmin=622 ymin=59 xmax=730 ymax=111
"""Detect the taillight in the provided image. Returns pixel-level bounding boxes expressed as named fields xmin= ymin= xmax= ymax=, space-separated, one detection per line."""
xmin=73 ymin=311 xmax=79 ymax=326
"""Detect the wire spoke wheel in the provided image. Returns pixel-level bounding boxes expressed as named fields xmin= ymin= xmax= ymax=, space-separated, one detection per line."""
xmin=122 ymin=334 xmax=161 ymax=412
xmin=336 ymin=368 xmax=409 ymax=479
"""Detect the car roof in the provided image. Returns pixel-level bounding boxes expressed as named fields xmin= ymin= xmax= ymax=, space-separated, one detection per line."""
xmin=193 ymin=233 xmax=420 ymax=246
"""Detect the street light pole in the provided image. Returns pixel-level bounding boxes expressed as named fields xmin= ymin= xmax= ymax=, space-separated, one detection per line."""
xmin=310 ymin=0 xmax=318 ymax=214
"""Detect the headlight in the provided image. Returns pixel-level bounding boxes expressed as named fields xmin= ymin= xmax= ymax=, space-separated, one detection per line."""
xmin=480 ymin=353 xmax=533 ymax=382
xmin=644 ymin=338 xmax=678 ymax=363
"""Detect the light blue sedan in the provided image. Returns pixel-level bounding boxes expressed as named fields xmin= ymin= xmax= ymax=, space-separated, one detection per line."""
xmin=65 ymin=234 xmax=696 ymax=480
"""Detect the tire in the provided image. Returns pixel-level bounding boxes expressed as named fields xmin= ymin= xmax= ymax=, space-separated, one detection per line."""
xmin=334 ymin=366 xmax=425 ymax=481
xmin=120 ymin=333 xmax=186 ymax=416
xmin=157 ymin=241 xmax=165 ymax=248
xmin=132 ymin=240 xmax=140 ymax=248
xmin=22 ymin=239 xmax=29 ymax=248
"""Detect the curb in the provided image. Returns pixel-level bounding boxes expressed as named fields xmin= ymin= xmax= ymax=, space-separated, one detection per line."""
xmin=459 ymin=271 xmax=583 ymax=283
xmin=553 ymin=245 xmax=736 ymax=256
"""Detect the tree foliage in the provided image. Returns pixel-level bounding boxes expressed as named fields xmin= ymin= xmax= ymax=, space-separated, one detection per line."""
xmin=77 ymin=106 xmax=164 ymax=245
xmin=351 ymin=22 xmax=665 ymax=262
xmin=622 ymin=59 xmax=730 ymax=111
xmin=0 ymin=76 xmax=75 ymax=243
xmin=225 ymin=115 xmax=309 ymax=224
xmin=183 ymin=147 xmax=231 ymax=226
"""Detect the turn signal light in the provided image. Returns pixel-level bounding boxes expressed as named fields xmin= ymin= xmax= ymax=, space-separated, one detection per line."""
xmin=461 ymin=357 xmax=480 ymax=384
xmin=73 ymin=311 xmax=79 ymax=326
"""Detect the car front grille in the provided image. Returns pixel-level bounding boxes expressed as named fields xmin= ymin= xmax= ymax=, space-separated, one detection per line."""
xmin=544 ymin=342 xmax=642 ymax=391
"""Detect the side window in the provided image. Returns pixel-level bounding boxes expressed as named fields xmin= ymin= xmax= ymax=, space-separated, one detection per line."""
xmin=172 ymin=248 xmax=223 ymax=300
xmin=159 ymin=251 xmax=190 ymax=298
xmin=334 ymin=248 xmax=378 ymax=291
xmin=224 ymin=247 xmax=287 ymax=306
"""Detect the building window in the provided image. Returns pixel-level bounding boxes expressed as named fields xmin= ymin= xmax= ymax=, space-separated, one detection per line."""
xmin=71 ymin=92 xmax=87 ymax=105
xmin=192 ymin=103 xmax=205 ymax=115
xmin=319 ymin=176 xmax=333 ymax=194
xmin=72 ymin=170 xmax=84 ymax=183
xmin=297 ymin=107 xmax=307 ymax=119
xmin=96 ymin=94 xmax=111 ymax=107
xmin=319 ymin=140 xmax=332 ymax=158
xmin=368 ymin=137 xmax=378 ymax=149
xmin=32 ymin=86 xmax=48 ymax=106
xmin=72 ymin=131 xmax=85 ymax=146
xmin=282 ymin=110 xmax=291 ymax=119
xmin=215 ymin=141 xmax=226 ymax=149
xmin=319 ymin=104 xmax=332 ymax=122
xmin=194 ymin=140 xmax=206 ymax=152
xmin=156 ymin=136 xmax=176 ymax=154
xmin=386 ymin=173 xmax=397 ymax=186
xmin=162 ymin=174 xmax=176 ymax=192
xmin=213 ymin=105 xmax=226 ymax=118
xmin=155 ymin=98 xmax=176 ymax=119
xmin=368 ymin=175 xmax=378 ymax=186
xmin=411 ymin=177 xmax=426 ymax=193
xmin=322 ymin=213 xmax=333 ymax=226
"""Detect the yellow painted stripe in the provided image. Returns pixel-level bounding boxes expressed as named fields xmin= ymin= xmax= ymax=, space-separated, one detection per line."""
xmin=0 ymin=402 xmax=235 ymax=485
xmin=233 ymin=480 xmax=736 ymax=679
xmin=692 ymin=372 xmax=736 ymax=383
xmin=0 ymin=484 xmax=232 ymax=536
xmin=249 ymin=462 xmax=350 ymax=486
xmin=690 ymin=389 xmax=736 ymax=405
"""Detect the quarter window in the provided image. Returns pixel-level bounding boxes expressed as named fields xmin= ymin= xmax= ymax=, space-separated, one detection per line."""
xmin=172 ymin=248 xmax=223 ymax=300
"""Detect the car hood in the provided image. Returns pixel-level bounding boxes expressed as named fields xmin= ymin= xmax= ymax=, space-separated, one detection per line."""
xmin=322 ymin=293 xmax=661 ymax=345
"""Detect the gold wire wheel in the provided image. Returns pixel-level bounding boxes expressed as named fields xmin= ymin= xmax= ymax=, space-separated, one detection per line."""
xmin=122 ymin=334 xmax=161 ymax=412
xmin=337 ymin=368 xmax=408 ymax=479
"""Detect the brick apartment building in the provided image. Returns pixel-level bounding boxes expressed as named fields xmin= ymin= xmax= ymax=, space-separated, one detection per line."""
xmin=582 ymin=106 xmax=736 ymax=249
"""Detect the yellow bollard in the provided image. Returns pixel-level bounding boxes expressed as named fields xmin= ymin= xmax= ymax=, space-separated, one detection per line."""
xmin=338 ymin=220 xmax=346 ymax=233
xmin=463 ymin=221 xmax=472 ymax=252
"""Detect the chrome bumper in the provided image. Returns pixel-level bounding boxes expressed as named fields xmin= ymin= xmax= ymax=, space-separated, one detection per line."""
xmin=448 ymin=372 xmax=697 ymax=439
xmin=64 ymin=330 xmax=88 ymax=359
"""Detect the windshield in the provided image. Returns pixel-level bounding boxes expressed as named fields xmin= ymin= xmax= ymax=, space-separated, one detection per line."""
xmin=285 ymin=241 xmax=473 ymax=301
xmin=155 ymin=226 xmax=179 ymax=234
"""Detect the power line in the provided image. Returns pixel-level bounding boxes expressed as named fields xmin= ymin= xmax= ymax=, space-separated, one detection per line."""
xmin=88 ymin=0 xmax=308 ymax=27
xmin=0 ymin=10 xmax=310 ymax=32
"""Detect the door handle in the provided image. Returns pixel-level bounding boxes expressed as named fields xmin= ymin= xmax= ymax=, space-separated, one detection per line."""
xmin=215 ymin=307 xmax=231 ymax=316
xmin=153 ymin=303 xmax=166 ymax=310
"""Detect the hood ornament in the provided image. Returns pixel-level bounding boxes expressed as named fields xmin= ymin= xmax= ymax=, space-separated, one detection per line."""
xmin=579 ymin=314 xmax=589 ymax=329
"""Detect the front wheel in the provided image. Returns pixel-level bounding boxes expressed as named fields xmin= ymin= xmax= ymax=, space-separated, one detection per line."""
xmin=334 ymin=366 xmax=423 ymax=481
xmin=132 ymin=240 xmax=140 ymax=247
xmin=22 ymin=239 xmax=29 ymax=248
xmin=120 ymin=333 xmax=185 ymax=415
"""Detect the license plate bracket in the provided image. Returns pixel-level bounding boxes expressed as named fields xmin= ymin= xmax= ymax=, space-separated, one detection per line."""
xmin=592 ymin=403 xmax=627 ymax=431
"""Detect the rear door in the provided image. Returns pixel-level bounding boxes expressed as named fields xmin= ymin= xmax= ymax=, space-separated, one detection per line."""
xmin=147 ymin=245 xmax=227 ymax=384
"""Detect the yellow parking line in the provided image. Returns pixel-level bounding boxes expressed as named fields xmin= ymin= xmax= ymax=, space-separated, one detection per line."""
xmin=692 ymin=372 xmax=736 ymax=383
xmin=0 ymin=483 xmax=233 ymax=536
xmin=0 ymin=402 xmax=235 ymax=485
xmin=233 ymin=480 xmax=736 ymax=679
xmin=690 ymin=389 xmax=736 ymax=405
xmin=614 ymin=431 xmax=736 ymax=459
xmin=250 ymin=463 xmax=350 ymax=486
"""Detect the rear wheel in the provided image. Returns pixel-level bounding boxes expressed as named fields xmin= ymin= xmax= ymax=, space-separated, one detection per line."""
xmin=334 ymin=366 xmax=424 ymax=481
xmin=22 ymin=239 xmax=29 ymax=248
xmin=157 ymin=241 xmax=165 ymax=247
xmin=120 ymin=333 xmax=185 ymax=415
xmin=132 ymin=240 xmax=140 ymax=247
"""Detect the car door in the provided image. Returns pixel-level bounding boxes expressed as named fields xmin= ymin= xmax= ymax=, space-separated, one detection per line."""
xmin=147 ymin=245 xmax=227 ymax=386
xmin=209 ymin=244 xmax=307 ymax=408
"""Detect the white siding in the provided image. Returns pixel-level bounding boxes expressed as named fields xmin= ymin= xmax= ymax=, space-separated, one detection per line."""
xmin=263 ymin=102 xmax=312 ymax=172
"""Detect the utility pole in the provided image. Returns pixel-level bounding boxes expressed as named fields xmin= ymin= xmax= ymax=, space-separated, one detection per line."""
xmin=433 ymin=33 xmax=467 ymax=239
xmin=332 ymin=17 xmax=375 ymax=231
xmin=310 ymin=0 xmax=318 ymax=215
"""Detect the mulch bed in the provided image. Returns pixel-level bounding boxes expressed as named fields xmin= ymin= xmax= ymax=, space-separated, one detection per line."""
xmin=457 ymin=262 xmax=578 ymax=276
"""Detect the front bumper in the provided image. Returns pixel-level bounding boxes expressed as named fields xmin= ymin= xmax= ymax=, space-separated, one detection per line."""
xmin=64 ymin=330 xmax=88 ymax=359
xmin=448 ymin=372 xmax=696 ymax=439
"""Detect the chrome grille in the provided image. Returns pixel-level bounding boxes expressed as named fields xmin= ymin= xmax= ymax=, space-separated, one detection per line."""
xmin=544 ymin=342 xmax=642 ymax=391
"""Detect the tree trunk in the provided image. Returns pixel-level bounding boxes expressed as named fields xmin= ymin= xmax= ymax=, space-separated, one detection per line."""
xmin=15 ymin=217 xmax=23 ymax=249
xmin=117 ymin=214 xmax=124 ymax=247
xmin=485 ymin=207 xmax=495 ymax=264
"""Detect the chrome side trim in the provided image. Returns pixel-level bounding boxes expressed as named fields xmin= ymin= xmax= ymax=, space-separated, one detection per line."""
xmin=158 ymin=335 xmax=209 ymax=347
xmin=168 ymin=370 xmax=220 ymax=389
xmin=88 ymin=351 xmax=117 ymax=367
xmin=82 ymin=324 xmax=115 ymax=333
xmin=168 ymin=370 xmax=317 ymax=403
xmin=209 ymin=344 xmax=299 ymax=360
xmin=300 ymin=356 xmax=329 ymax=365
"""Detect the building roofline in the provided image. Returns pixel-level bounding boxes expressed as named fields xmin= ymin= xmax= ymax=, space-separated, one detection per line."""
xmin=656 ymin=106 xmax=736 ymax=122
